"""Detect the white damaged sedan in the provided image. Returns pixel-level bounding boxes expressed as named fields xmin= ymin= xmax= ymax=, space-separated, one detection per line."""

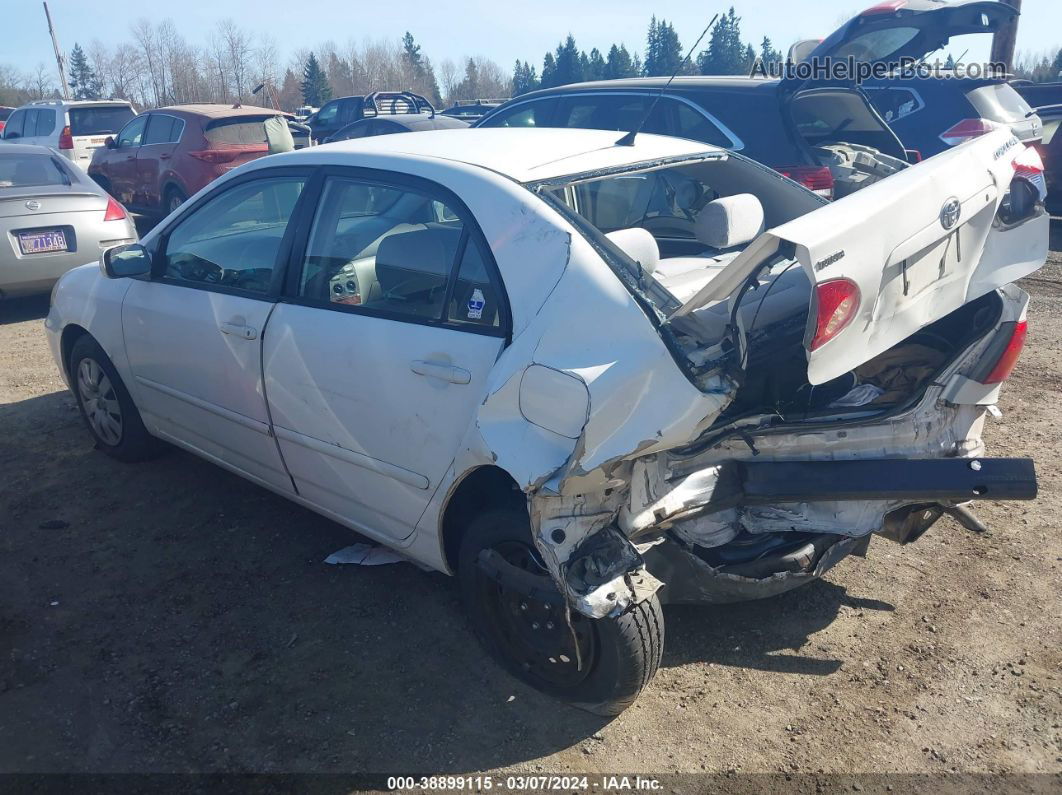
xmin=46 ymin=127 xmax=1047 ymax=713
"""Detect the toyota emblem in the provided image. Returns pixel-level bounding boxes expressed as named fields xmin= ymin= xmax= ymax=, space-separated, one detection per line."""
xmin=25 ymin=200 xmax=41 ymax=211
xmin=940 ymin=197 xmax=961 ymax=230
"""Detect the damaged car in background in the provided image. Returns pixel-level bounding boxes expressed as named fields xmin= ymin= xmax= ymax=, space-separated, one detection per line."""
xmin=45 ymin=127 xmax=1046 ymax=714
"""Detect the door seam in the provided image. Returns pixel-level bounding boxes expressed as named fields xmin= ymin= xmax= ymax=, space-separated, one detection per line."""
xmin=259 ymin=302 xmax=300 ymax=495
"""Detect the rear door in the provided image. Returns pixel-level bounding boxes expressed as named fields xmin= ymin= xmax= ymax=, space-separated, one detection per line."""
xmin=672 ymin=129 xmax=1048 ymax=385
xmin=136 ymin=113 xmax=183 ymax=208
xmin=107 ymin=115 xmax=147 ymax=206
xmin=263 ymin=170 xmax=508 ymax=541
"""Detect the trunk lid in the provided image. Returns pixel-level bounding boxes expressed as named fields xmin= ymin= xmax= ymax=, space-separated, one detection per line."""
xmin=808 ymin=0 xmax=1018 ymax=68
xmin=0 ymin=189 xmax=105 ymax=219
xmin=671 ymin=129 xmax=1048 ymax=385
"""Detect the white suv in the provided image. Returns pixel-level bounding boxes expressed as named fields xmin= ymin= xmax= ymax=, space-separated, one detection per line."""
xmin=1 ymin=100 xmax=136 ymax=171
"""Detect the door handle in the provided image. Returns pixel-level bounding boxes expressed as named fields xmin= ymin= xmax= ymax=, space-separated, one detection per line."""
xmin=160 ymin=153 xmax=171 ymax=160
xmin=410 ymin=360 xmax=471 ymax=385
xmin=220 ymin=321 xmax=258 ymax=340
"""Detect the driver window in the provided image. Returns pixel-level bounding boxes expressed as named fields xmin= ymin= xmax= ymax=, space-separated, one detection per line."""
xmin=117 ymin=115 xmax=147 ymax=148
xmin=163 ymin=176 xmax=305 ymax=293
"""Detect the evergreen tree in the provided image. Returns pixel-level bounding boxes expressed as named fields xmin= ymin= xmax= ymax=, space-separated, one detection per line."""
xmin=301 ymin=52 xmax=332 ymax=106
xmin=759 ymin=37 xmax=782 ymax=68
xmin=944 ymin=53 xmax=957 ymax=70
xmin=68 ymin=43 xmax=102 ymax=100
xmin=512 ymin=60 xmax=540 ymax=95
xmin=644 ymin=17 xmax=683 ymax=76
xmin=697 ymin=7 xmax=747 ymax=75
xmin=401 ymin=32 xmax=440 ymax=102
xmin=1052 ymin=48 xmax=1062 ymax=77
xmin=586 ymin=48 xmax=606 ymax=81
xmin=605 ymin=44 xmax=636 ymax=79
xmin=541 ymin=52 xmax=557 ymax=88
xmin=553 ymin=35 xmax=584 ymax=86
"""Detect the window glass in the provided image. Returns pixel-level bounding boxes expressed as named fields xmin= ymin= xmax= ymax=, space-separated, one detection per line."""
xmin=654 ymin=99 xmax=732 ymax=147
xmin=555 ymin=95 xmax=645 ymax=133
xmin=862 ymin=87 xmax=921 ymax=123
xmin=298 ymin=176 xmax=465 ymax=321
xmin=204 ymin=117 xmax=270 ymax=145
xmin=117 ymin=115 xmax=147 ymax=147
xmin=3 ymin=110 xmax=26 ymax=139
xmin=336 ymin=98 xmax=362 ymax=125
xmin=0 ymin=153 xmax=71 ymax=188
xmin=315 ymin=102 xmax=338 ymax=124
xmin=448 ymin=240 xmax=500 ymax=328
xmin=163 ymin=177 xmax=305 ymax=293
xmin=833 ymin=27 xmax=920 ymax=62
xmin=143 ymin=115 xmax=178 ymax=145
xmin=480 ymin=98 xmax=557 ymax=128
xmin=22 ymin=109 xmax=40 ymax=137
xmin=29 ymin=109 xmax=57 ymax=137
xmin=69 ymin=106 xmax=135 ymax=136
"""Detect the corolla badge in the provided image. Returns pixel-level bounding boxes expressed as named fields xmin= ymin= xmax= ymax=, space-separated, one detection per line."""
xmin=25 ymin=200 xmax=41 ymax=211
xmin=940 ymin=197 xmax=961 ymax=230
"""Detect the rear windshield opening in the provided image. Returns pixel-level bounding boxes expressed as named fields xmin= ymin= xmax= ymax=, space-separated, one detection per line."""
xmin=69 ymin=106 xmax=135 ymax=136
xmin=0 ymin=153 xmax=71 ymax=188
xmin=204 ymin=117 xmax=274 ymax=146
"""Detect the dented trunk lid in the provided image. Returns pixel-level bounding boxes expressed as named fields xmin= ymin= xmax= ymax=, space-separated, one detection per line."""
xmin=671 ymin=129 xmax=1048 ymax=385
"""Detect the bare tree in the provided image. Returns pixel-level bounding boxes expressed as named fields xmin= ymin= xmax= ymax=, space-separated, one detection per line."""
xmin=219 ymin=19 xmax=253 ymax=102
xmin=131 ymin=19 xmax=164 ymax=106
xmin=439 ymin=58 xmax=458 ymax=104
xmin=32 ymin=63 xmax=54 ymax=99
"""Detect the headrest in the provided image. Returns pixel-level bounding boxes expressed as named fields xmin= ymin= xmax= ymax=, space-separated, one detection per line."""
xmin=605 ymin=227 xmax=660 ymax=274
xmin=695 ymin=194 xmax=764 ymax=250
xmin=375 ymin=227 xmax=460 ymax=292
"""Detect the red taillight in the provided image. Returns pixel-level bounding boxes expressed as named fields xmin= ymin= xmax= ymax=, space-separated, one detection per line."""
xmin=58 ymin=125 xmax=73 ymax=149
xmin=188 ymin=149 xmax=240 ymax=164
xmin=981 ymin=320 xmax=1027 ymax=384
xmin=1012 ymin=145 xmax=1044 ymax=176
xmin=0 ymin=121 xmax=6 ymax=133
xmin=810 ymin=279 xmax=860 ymax=351
xmin=938 ymin=118 xmax=1000 ymax=147
xmin=862 ymin=0 xmax=907 ymax=15
xmin=103 ymin=196 xmax=127 ymax=222
xmin=777 ymin=165 xmax=834 ymax=199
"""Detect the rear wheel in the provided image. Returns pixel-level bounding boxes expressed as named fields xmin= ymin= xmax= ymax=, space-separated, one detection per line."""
xmin=69 ymin=335 xmax=164 ymax=462
xmin=458 ymin=506 xmax=664 ymax=715
xmin=164 ymin=186 xmax=186 ymax=216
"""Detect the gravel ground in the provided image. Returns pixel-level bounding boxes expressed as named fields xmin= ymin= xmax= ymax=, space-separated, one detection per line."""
xmin=0 ymin=222 xmax=1059 ymax=779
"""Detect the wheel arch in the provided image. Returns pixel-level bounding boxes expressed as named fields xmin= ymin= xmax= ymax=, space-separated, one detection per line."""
xmin=440 ymin=464 xmax=526 ymax=574
xmin=60 ymin=324 xmax=91 ymax=382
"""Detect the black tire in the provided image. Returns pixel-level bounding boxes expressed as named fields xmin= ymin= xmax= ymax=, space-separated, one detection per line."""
xmin=164 ymin=186 xmax=186 ymax=216
xmin=458 ymin=506 xmax=664 ymax=715
xmin=69 ymin=335 xmax=164 ymax=462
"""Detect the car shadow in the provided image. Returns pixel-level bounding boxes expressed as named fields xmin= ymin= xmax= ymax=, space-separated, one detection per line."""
xmin=663 ymin=581 xmax=894 ymax=678
xmin=1 ymin=388 xmax=867 ymax=774
xmin=0 ymin=294 xmax=49 ymax=325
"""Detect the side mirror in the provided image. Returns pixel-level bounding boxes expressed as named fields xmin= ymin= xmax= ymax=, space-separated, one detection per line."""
xmin=105 ymin=136 xmax=116 ymax=149
xmin=102 ymin=243 xmax=151 ymax=279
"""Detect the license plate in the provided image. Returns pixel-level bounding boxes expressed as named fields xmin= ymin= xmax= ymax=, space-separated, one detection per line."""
xmin=18 ymin=229 xmax=68 ymax=254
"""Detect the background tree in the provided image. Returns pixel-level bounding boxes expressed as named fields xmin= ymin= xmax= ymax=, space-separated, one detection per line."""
xmin=644 ymin=17 xmax=684 ymax=76
xmin=511 ymin=60 xmax=539 ymax=96
xmin=68 ymin=43 xmax=103 ymax=100
xmin=301 ymin=52 xmax=331 ymax=106
xmin=605 ymin=44 xmax=637 ymax=79
xmin=697 ymin=7 xmax=748 ymax=75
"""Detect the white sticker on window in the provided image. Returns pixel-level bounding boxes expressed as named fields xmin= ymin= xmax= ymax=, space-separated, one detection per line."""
xmin=467 ymin=288 xmax=485 ymax=320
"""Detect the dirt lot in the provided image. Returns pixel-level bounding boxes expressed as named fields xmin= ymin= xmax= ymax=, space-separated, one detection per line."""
xmin=1 ymin=224 xmax=1060 ymax=780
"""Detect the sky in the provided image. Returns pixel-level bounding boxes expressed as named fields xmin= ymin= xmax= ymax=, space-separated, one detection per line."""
xmin=5 ymin=0 xmax=1061 ymax=79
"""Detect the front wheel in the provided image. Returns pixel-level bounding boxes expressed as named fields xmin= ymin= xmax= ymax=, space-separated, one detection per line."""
xmin=70 ymin=335 xmax=164 ymax=462
xmin=164 ymin=186 xmax=186 ymax=216
xmin=458 ymin=506 xmax=664 ymax=715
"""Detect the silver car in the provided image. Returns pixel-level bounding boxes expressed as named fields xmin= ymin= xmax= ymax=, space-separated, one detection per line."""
xmin=1 ymin=144 xmax=137 ymax=299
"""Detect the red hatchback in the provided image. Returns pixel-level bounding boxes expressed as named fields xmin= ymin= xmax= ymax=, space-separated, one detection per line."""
xmin=88 ymin=104 xmax=292 ymax=216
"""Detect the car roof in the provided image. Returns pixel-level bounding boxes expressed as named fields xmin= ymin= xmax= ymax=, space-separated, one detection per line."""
xmin=516 ymin=76 xmax=782 ymax=98
xmin=155 ymin=104 xmax=285 ymax=119
xmin=295 ymin=127 xmax=716 ymax=183
xmin=18 ymin=100 xmax=133 ymax=109
xmin=383 ymin=115 xmax=469 ymax=131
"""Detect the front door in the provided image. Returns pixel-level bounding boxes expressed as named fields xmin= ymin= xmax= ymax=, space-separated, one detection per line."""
xmin=122 ymin=171 xmax=310 ymax=492
xmin=107 ymin=115 xmax=148 ymax=206
xmin=136 ymin=113 xmax=183 ymax=209
xmin=262 ymin=172 xmax=509 ymax=540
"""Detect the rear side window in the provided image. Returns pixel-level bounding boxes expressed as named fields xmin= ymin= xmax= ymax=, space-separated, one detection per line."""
xmin=297 ymin=175 xmax=503 ymax=330
xmin=69 ymin=106 xmax=135 ymax=136
xmin=163 ymin=177 xmax=306 ymax=294
xmin=862 ymin=86 xmax=923 ymax=123
xmin=479 ymin=98 xmax=557 ymax=128
xmin=0 ymin=152 xmax=71 ymax=187
xmin=143 ymin=114 xmax=182 ymax=145
xmin=28 ymin=109 xmax=57 ymax=137
xmin=3 ymin=110 xmax=25 ymax=139
xmin=204 ymin=117 xmax=271 ymax=145
xmin=652 ymin=98 xmax=733 ymax=147
xmin=555 ymin=95 xmax=646 ymax=132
